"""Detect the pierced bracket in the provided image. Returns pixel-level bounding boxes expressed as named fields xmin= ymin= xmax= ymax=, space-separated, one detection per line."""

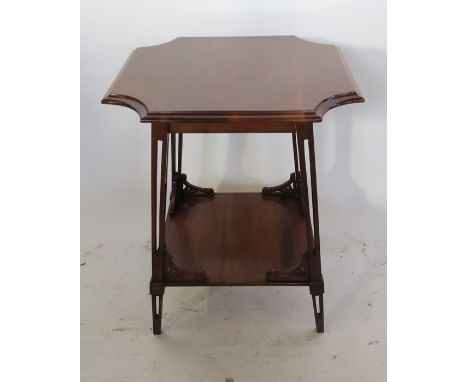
xmin=169 ymin=173 xmax=214 ymax=216
xmin=164 ymin=253 xmax=207 ymax=283
xmin=262 ymin=172 xmax=301 ymax=198
xmin=266 ymin=252 xmax=308 ymax=282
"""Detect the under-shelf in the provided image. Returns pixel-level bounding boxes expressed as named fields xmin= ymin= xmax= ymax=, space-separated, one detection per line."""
xmin=165 ymin=193 xmax=307 ymax=286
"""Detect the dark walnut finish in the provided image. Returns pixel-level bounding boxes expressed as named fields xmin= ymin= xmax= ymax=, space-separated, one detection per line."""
xmin=101 ymin=36 xmax=364 ymax=335
xmin=102 ymin=36 xmax=363 ymax=123
xmin=165 ymin=193 xmax=307 ymax=286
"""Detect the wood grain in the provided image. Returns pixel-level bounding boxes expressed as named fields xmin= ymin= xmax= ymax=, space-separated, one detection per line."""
xmin=102 ymin=36 xmax=364 ymax=123
xmin=165 ymin=193 xmax=308 ymax=286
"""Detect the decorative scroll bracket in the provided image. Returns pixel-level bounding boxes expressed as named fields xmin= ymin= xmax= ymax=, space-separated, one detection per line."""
xmin=169 ymin=173 xmax=214 ymax=216
xmin=164 ymin=250 xmax=207 ymax=283
xmin=266 ymin=252 xmax=308 ymax=282
xmin=262 ymin=172 xmax=301 ymax=198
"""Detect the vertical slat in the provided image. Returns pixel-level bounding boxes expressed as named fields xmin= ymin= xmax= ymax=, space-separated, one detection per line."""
xmin=177 ymin=133 xmax=183 ymax=174
xmin=308 ymin=126 xmax=321 ymax=255
xmin=159 ymin=130 xmax=169 ymax=247
xmin=151 ymin=125 xmax=159 ymax=252
xmin=296 ymin=126 xmax=315 ymax=252
xmin=170 ymin=132 xmax=176 ymax=178
xmin=292 ymin=131 xmax=299 ymax=177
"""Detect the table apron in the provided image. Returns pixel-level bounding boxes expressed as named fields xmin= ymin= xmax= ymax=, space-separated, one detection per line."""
xmin=169 ymin=121 xmax=296 ymax=133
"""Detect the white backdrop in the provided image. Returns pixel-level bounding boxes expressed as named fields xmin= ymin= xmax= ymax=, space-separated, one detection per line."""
xmin=81 ymin=1 xmax=386 ymax=381
xmin=81 ymin=0 xmax=386 ymax=232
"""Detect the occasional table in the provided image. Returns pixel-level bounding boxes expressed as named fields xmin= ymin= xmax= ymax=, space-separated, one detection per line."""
xmin=102 ymin=36 xmax=364 ymax=334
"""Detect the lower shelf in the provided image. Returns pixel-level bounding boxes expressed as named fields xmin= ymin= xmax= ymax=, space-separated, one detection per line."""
xmin=165 ymin=193 xmax=308 ymax=286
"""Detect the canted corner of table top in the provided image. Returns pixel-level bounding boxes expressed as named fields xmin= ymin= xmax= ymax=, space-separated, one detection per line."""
xmin=101 ymin=36 xmax=364 ymax=125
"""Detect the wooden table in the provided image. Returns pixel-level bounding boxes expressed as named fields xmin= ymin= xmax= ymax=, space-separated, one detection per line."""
xmin=102 ymin=36 xmax=364 ymax=334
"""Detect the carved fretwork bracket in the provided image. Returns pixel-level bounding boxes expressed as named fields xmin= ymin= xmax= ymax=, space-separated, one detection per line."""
xmin=164 ymin=252 xmax=207 ymax=283
xmin=169 ymin=173 xmax=214 ymax=216
xmin=266 ymin=252 xmax=308 ymax=282
xmin=262 ymin=172 xmax=301 ymax=198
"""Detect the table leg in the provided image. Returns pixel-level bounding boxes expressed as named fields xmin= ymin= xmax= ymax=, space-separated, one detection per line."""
xmin=151 ymin=294 xmax=163 ymax=335
xmin=150 ymin=127 xmax=207 ymax=334
xmin=168 ymin=132 xmax=214 ymax=216
xmin=149 ymin=123 xmax=169 ymax=334
xmin=296 ymin=123 xmax=325 ymax=333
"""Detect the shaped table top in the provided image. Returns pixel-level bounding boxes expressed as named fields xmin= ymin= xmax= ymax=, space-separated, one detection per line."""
xmin=102 ymin=36 xmax=364 ymax=123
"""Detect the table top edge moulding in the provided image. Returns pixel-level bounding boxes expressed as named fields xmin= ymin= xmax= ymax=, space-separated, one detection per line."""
xmin=101 ymin=36 xmax=364 ymax=124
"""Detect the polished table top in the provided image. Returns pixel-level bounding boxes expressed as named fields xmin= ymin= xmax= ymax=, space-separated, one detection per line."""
xmin=101 ymin=36 xmax=364 ymax=123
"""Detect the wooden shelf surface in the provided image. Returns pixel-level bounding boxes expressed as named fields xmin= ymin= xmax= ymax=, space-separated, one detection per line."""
xmin=165 ymin=193 xmax=308 ymax=286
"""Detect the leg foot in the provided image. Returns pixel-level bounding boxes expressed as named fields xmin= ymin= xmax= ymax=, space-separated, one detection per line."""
xmin=151 ymin=294 xmax=163 ymax=335
xmin=312 ymin=294 xmax=324 ymax=333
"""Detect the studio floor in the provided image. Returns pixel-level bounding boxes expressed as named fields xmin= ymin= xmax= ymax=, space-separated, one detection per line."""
xmin=81 ymin=200 xmax=386 ymax=382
